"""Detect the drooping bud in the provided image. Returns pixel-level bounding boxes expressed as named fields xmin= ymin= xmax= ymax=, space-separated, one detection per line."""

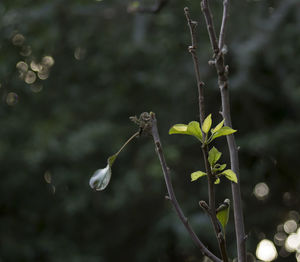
xmin=89 ymin=164 xmax=111 ymax=191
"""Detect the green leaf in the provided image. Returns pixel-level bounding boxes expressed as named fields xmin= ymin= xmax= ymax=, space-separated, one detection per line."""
xmin=214 ymin=178 xmax=220 ymax=184
xmin=211 ymin=119 xmax=224 ymax=134
xmin=210 ymin=126 xmax=237 ymax=141
xmin=191 ymin=171 xmax=207 ymax=181
xmin=169 ymin=121 xmax=202 ymax=141
xmin=221 ymin=169 xmax=238 ymax=183
xmin=213 ymin=163 xmax=227 ymax=172
xmin=202 ymin=114 xmax=212 ymax=134
xmin=169 ymin=124 xmax=188 ymax=134
xmin=216 ymin=199 xmax=230 ymax=233
xmin=208 ymin=147 xmax=222 ymax=167
xmin=187 ymin=121 xmax=203 ymax=141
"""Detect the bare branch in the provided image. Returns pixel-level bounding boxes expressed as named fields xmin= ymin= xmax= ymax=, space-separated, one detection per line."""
xmin=200 ymin=0 xmax=219 ymax=55
xmin=218 ymin=0 xmax=229 ymax=50
xmin=184 ymin=7 xmax=205 ymax=125
xmin=150 ymin=112 xmax=222 ymax=262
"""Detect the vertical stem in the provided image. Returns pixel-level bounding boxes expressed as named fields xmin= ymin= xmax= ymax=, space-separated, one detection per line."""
xmin=184 ymin=8 xmax=229 ymax=262
xmin=200 ymin=0 xmax=247 ymax=261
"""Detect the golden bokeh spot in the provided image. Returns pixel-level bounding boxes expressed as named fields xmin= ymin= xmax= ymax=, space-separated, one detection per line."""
xmin=254 ymin=182 xmax=269 ymax=200
xmin=44 ymin=171 xmax=52 ymax=184
xmin=42 ymin=56 xmax=55 ymax=67
xmin=6 ymin=92 xmax=18 ymax=106
xmin=30 ymin=84 xmax=43 ymax=93
xmin=16 ymin=61 xmax=28 ymax=72
xmin=25 ymin=70 xmax=36 ymax=84
xmin=12 ymin=33 xmax=25 ymax=46
xmin=74 ymin=47 xmax=86 ymax=60
xmin=30 ymin=61 xmax=42 ymax=72
xmin=20 ymin=45 xmax=32 ymax=57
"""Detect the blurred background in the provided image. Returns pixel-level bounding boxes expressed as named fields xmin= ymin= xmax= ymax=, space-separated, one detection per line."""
xmin=1 ymin=0 xmax=300 ymax=261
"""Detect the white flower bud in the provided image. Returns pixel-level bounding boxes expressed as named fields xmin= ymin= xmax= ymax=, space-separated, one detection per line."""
xmin=89 ymin=164 xmax=111 ymax=191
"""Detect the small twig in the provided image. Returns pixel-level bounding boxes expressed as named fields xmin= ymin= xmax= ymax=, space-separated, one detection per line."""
xmin=218 ymin=0 xmax=229 ymax=50
xmin=150 ymin=112 xmax=222 ymax=262
xmin=200 ymin=0 xmax=219 ymax=56
xmin=130 ymin=0 xmax=169 ymax=14
xmin=184 ymin=7 xmax=205 ymax=125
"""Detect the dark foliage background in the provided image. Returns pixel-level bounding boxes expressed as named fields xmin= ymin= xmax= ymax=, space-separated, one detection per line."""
xmin=0 ymin=0 xmax=300 ymax=261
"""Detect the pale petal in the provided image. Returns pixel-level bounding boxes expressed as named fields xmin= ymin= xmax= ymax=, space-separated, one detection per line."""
xmin=89 ymin=164 xmax=111 ymax=191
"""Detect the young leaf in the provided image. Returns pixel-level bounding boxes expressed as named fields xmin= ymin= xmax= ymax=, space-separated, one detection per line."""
xmin=211 ymin=119 xmax=224 ymax=134
xmin=213 ymin=163 xmax=227 ymax=172
xmin=210 ymin=126 xmax=237 ymax=141
xmin=202 ymin=114 xmax=212 ymax=134
xmin=169 ymin=121 xmax=202 ymax=141
xmin=208 ymin=147 xmax=222 ymax=167
xmin=191 ymin=171 xmax=207 ymax=181
xmin=216 ymin=199 xmax=230 ymax=233
xmin=221 ymin=169 xmax=238 ymax=183
xmin=187 ymin=121 xmax=203 ymax=141
xmin=169 ymin=124 xmax=188 ymax=134
xmin=214 ymin=178 xmax=220 ymax=184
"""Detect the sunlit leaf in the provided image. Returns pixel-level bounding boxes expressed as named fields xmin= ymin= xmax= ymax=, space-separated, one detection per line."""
xmin=202 ymin=114 xmax=212 ymax=134
xmin=169 ymin=121 xmax=202 ymax=141
xmin=187 ymin=121 xmax=203 ymax=141
xmin=211 ymin=119 xmax=224 ymax=134
xmin=216 ymin=199 xmax=230 ymax=233
xmin=210 ymin=126 xmax=237 ymax=141
xmin=214 ymin=178 xmax=220 ymax=184
xmin=191 ymin=171 xmax=207 ymax=181
xmin=221 ymin=169 xmax=238 ymax=183
xmin=208 ymin=147 xmax=222 ymax=167
xmin=213 ymin=163 xmax=227 ymax=172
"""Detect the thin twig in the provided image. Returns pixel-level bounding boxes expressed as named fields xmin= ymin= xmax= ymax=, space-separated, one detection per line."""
xmin=218 ymin=0 xmax=229 ymax=50
xmin=200 ymin=1 xmax=247 ymax=261
xmin=200 ymin=0 xmax=219 ymax=56
xmin=150 ymin=112 xmax=222 ymax=262
xmin=184 ymin=7 xmax=205 ymax=125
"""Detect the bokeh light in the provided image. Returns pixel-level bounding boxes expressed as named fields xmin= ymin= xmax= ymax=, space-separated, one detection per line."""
xmin=74 ymin=47 xmax=86 ymax=60
xmin=284 ymin=219 xmax=297 ymax=234
xmin=256 ymin=239 xmax=278 ymax=261
xmin=6 ymin=92 xmax=18 ymax=106
xmin=254 ymin=182 xmax=269 ymax=200
xmin=30 ymin=84 xmax=43 ymax=93
xmin=25 ymin=70 xmax=36 ymax=84
xmin=285 ymin=233 xmax=300 ymax=252
xmin=12 ymin=33 xmax=25 ymax=46
xmin=42 ymin=56 xmax=55 ymax=67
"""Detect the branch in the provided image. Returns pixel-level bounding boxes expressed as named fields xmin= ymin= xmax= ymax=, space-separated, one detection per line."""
xmin=200 ymin=1 xmax=247 ymax=261
xmin=150 ymin=112 xmax=222 ymax=262
xmin=218 ymin=0 xmax=229 ymax=50
xmin=200 ymin=0 xmax=219 ymax=56
xmin=184 ymin=7 xmax=205 ymax=125
xmin=184 ymin=7 xmax=228 ymax=262
xmin=129 ymin=0 xmax=169 ymax=14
